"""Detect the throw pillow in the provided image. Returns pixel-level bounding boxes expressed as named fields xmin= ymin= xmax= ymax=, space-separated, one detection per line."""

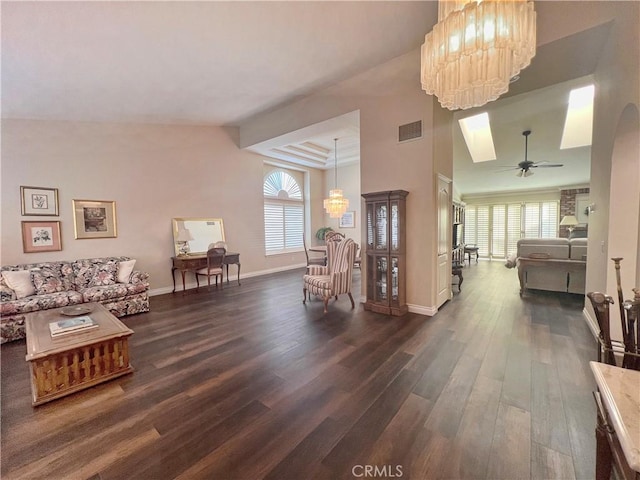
xmin=88 ymin=262 xmax=118 ymax=287
xmin=31 ymin=267 xmax=66 ymax=295
xmin=2 ymin=270 xmax=36 ymax=299
xmin=117 ymin=259 xmax=136 ymax=283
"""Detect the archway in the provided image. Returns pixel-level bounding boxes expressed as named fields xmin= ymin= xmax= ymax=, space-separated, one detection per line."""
xmin=605 ymin=103 xmax=640 ymax=341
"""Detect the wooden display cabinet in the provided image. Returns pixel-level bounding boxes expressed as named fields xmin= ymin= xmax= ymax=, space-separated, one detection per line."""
xmin=362 ymin=190 xmax=409 ymax=316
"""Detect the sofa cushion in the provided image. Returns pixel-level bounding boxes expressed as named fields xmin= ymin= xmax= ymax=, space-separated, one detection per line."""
xmin=569 ymin=238 xmax=588 ymax=260
xmin=81 ymin=284 xmax=129 ymax=303
xmin=72 ymin=257 xmax=131 ymax=289
xmin=2 ymin=270 xmax=36 ymax=299
xmin=88 ymin=261 xmax=118 ymax=287
xmin=117 ymin=259 xmax=136 ymax=283
xmin=31 ymin=266 xmax=67 ymax=295
xmin=517 ymin=238 xmax=570 ymax=260
xmin=0 ymin=290 xmax=84 ymax=316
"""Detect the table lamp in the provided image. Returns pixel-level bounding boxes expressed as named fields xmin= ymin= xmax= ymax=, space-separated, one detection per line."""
xmin=176 ymin=228 xmax=194 ymax=256
xmin=559 ymin=215 xmax=579 ymax=234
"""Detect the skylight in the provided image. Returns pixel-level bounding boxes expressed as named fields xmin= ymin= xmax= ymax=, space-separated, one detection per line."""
xmin=458 ymin=112 xmax=496 ymax=163
xmin=560 ymin=84 xmax=594 ymax=149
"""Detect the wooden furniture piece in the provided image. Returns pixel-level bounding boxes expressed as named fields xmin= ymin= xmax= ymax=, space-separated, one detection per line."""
xmin=195 ymin=247 xmax=226 ymax=289
xmin=452 ymin=262 xmax=463 ymax=292
xmin=362 ymin=190 xmax=408 ymax=316
xmin=24 ymin=303 xmax=133 ymax=406
xmin=452 ymin=201 xmax=465 ymax=266
xmin=590 ymin=362 xmax=640 ymax=480
xmin=171 ymin=252 xmax=241 ymax=292
xmin=464 ymin=245 xmax=479 ymax=264
xmin=304 ymin=237 xmax=326 ymax=269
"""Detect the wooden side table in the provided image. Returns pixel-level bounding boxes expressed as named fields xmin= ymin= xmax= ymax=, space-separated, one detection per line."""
xmin=25 ymin=303 xmax=134 ymax=406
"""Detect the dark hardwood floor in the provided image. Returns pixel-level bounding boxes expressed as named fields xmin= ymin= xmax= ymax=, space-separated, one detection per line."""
xmin=1 ymin=261 xmax=598 ymax=479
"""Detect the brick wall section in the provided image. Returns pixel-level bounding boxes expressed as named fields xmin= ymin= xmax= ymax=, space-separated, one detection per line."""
xmin=559 ymin=187 xmax=590 ymax=237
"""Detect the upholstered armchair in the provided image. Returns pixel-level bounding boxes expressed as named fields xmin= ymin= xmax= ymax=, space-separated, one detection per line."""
xmin=303 ymin=237 xmax=357 ymax=313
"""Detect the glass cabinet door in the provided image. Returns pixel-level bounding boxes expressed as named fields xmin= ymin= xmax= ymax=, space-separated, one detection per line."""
xmin=375 ymin=203 xmax=387 ymax=250
xmin=390 ymin=200 xmax=399 ymax=252
xmin=375 ymin=256 xmax=388 ymax=303
xmin=390 ymin=257 xmax=399 ymax=304
xmin=366 ymin=203 xmax=374 ymax=250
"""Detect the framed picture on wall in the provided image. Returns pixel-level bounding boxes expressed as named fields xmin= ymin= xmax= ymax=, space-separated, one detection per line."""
xmin=72 ymin=199 xmax=117 ymax=239
xmin=21 ymin=221 xmax=62 ymax=253
xmin=20 ymin=186 xmax=59 ymax=216
xmin=339 ymin=211 xmax=356 ymax=228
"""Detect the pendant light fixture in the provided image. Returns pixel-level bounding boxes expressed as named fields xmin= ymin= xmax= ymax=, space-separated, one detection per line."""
xmin=323 ymin=138 xmax=349 ymax=218
xmin=421 ymin=0 xmax=537 ymax=111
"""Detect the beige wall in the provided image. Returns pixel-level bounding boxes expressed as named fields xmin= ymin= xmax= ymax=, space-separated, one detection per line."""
xmin=1 ymin=119 xmax=324 ymax=294
xmin=580 ymin=2 xmax=640 ymax=339
xmin=240 ymin=50 xmax=444 ymax=313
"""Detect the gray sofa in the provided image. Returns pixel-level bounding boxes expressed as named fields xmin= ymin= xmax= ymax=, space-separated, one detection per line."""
xmin=516 ymin=238 xmax=587 ymax=294
xmin=1 ymin=256 xmax=149 ymax=343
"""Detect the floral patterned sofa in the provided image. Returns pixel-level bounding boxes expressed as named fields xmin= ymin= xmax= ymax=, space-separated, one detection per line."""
xmin=1 ymin=256 xmax=149 ymax=343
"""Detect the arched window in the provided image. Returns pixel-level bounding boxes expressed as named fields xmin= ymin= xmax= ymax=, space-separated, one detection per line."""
xmin=263 ymin=170 xmax=303 ymax=254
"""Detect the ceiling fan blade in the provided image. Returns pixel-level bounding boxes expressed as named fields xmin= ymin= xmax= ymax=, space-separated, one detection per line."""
xmin=531 ymin=163 xmax=564 ymax=168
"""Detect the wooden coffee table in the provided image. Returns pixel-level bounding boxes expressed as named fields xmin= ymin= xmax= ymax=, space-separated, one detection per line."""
xmin=24 ymin=302 xmax=134 ymax=406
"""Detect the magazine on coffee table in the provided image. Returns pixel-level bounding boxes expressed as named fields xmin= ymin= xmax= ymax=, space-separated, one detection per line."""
xmin=49 ymin=315 xmax=98 ymax=337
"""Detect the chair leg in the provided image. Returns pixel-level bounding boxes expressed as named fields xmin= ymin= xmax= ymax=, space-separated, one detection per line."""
xmin=348 ymin=292 xmax=355 ymax=309
xmin=303 ymin=287 xmax=307 ymax=304
xmin=323 ymin=297 xmax=329 ymax=314
xmin=196 ymin=275 xmax=200 ymax=289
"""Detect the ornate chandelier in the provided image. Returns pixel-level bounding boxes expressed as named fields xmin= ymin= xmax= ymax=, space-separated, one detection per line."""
xmin=421 ymin=0 xmax=536 ymax=111
xmin=324 ymin=138 xmax=349 ymax=218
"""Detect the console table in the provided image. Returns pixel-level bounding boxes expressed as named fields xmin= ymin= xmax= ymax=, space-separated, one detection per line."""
xmin=590 ymin=362 xmax=640 ymax=480
xmin=171 ymin=253 xmax=241 ymax=292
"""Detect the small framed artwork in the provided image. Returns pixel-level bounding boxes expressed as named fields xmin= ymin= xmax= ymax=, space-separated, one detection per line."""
xmin=339 ymin=211 xmax=356 ymax=228
xmin=20 ymin=186 xmax=59 ymax=216
xmin=21 ymin=221 xmax=62 ymax=253
xmin=72 ymin=199 xmax=117 ymax=239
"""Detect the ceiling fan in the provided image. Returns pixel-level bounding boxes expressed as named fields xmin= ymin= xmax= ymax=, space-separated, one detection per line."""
xmin=500 ymin=130 xmax=564 ymax=177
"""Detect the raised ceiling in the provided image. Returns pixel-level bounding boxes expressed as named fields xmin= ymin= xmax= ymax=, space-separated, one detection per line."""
xmin=1 ymin=1 xmax=437 ymax=126
xmin=2 ymin=2 xmax=611 ymax=189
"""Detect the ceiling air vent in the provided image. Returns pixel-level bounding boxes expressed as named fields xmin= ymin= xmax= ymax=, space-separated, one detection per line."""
xmin=398 ymin=120 xmax=423 ymax=143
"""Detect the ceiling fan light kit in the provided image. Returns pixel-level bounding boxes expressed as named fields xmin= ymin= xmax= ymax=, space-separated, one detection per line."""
xmin=421 ymin=0 xmax=537 ymax=111
xmin=503 ymin=130 xmax=564 ymax=178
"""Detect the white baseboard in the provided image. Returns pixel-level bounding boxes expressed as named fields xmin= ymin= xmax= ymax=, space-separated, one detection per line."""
xmin=583 ymin=307 xmax=599 ymax=340
xmin=149 ymin=263 xmax=307 ymax=297
xmin=407 ymin=303 xmax=438 ymax=316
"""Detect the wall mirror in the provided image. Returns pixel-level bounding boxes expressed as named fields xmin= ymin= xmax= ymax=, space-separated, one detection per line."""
xmin=172 ymin=218 xmax=225 ymax=256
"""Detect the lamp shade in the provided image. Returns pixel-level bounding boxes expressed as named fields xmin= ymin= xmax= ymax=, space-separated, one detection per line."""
xmin=559 ymin=215 xmax=579 ymax=227
xmin=176 ymin=228 xmax=194 ymax=242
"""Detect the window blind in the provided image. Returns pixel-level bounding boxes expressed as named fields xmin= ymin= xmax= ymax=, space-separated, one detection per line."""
xmin=264 ymin=202 xmax=303 ymax=254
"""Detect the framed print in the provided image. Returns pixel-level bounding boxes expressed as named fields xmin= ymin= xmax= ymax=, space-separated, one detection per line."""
xmin=21 ymin=221 xmax=62 ymax=253
xmin=20 ymin=186 xmax=59 ymax=216
xmin=339 ymin=211 xmax=355 ymax=228
xmin=72 ymin=199 xmax=117 ymax=239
